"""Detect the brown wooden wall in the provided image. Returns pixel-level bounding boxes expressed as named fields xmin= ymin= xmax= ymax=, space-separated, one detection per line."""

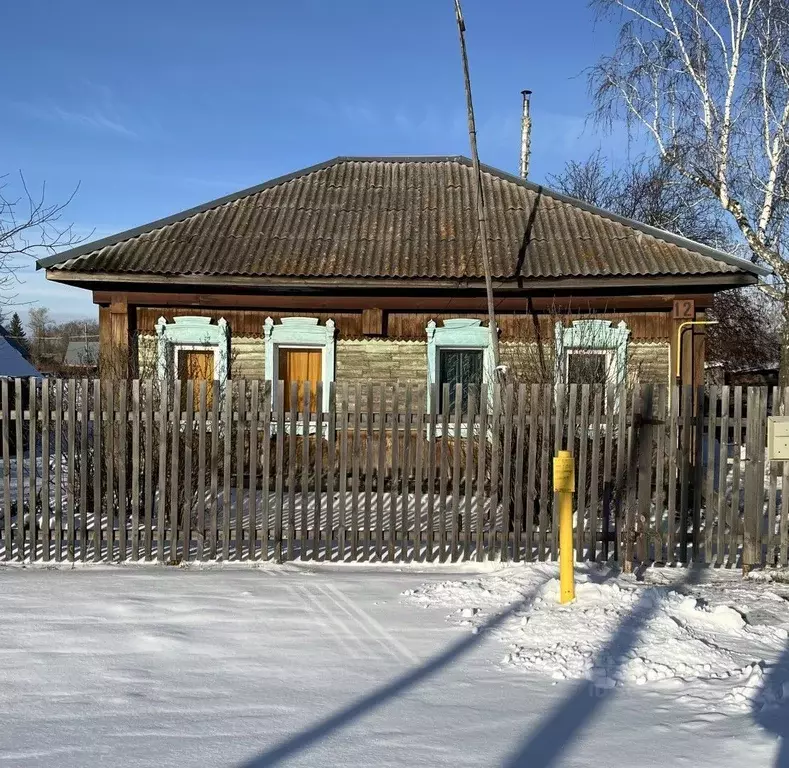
xmin=136 ymin=307 xmax=674 ymax=342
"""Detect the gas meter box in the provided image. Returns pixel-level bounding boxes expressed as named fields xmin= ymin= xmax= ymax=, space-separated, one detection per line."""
xmin=767 ymin=416 xmax=789 ymax=461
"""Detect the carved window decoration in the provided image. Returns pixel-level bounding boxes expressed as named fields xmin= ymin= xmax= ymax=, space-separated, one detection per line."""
xmin=263 ymin=317 xmax=336 ymax=411
xmin=554 ymin=319 xmax=630 ymax=390
xmin=155 ymin=317 xmax=230 ymax=400
xmin=426 ymin=319 xmax=495 ymax=412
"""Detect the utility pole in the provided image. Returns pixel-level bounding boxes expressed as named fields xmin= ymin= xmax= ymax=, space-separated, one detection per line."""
xmin=453 ymin=0 xmax=501 ymax=376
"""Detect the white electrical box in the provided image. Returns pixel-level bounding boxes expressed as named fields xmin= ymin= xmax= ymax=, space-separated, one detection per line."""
xmin=768 ymin=416 xmax=789 ymax=461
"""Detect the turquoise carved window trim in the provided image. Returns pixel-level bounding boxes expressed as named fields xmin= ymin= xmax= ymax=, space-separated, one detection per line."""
xmin=263 ymin=317 xmax=336 ymax=411
xmin=155 ymin=316 xmax=230 ymax=390
xmin=426 ymin=319 xmax=495 ymax=413
xmin=554 ymin=319 xmax=630 ymax=388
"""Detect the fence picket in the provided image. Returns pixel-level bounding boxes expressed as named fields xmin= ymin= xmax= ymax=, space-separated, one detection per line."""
xmin=209 ymin=380 xmax=220 ymax=561
xmin=637 ymin=385 xmax=654 ymax=564
xmin=652 ymin=386 xmax=666 ymax=564
xmin=489 ymin=384 xmax=502 ymax=562
xmin=512 ymin=384 xmax=527 ymax=563
xmin=538 ymin=384 xmax=551 ymax=561
xmin=92 ymin=380 xmax=101 ymax=562
xmin=287 ymin=382 xmax=298 ymax=561
xmin=105 ymin=380 xmax=115 ymax=561
xmin=781 ymin=388 xmax=789 ymax=567
xmin=117 ymin=380 xmax=127 ymax=562
xmin=28 ymin=379 xmax=37 ymax=561
xmin=402 ymin=385 xmax=413 ymax=561
xmin=169 ymin=380 xmax=181 ymax=562
xmin=41 ymin=381 xmax=50 ymax=561
xmin=350 ymin=384 xmax=361 ymax=561
xmin=300 ymin=384 xmax=310 ymax=561
xmin=16 ymin=379 xmax=26 ymax=559
xmin=426 ymin=383 xmax=437 ymax=562
xmin=525 ymin=385 xmax=539 ymax=562
xmin=221 ymin=381 xmax=232 ymax=561
xmin=67 ymin=380 xmax=77 ymax=561
xmin=438 ymin=383 xmax=450 ymax=563
xmin=576 ymin=385 xmax=590 ymax=562
xmin=259 ymin=381 xmax=271 ymax=561
xmin=53 ymin=380 xmax=63 ymax=561
xmin=197 ymin=381 xmax=208 ymax=562
xmin=143 ymin=380 xmax=153 ymax=561
xmin=463 ymin=388 xmax=476 ymax=561
xmin=475 ymin=388 xmax=488 ymax=563
xmin=182 ymin=381 xmax=194 ymax=562
xmin=704 ymin=386 xmax=718 ymax=563
xmin=390 ymin=386 xmax=400 ymax=562
xmin=338 ymin=383 xmax=349 ymax=562
xmin=729 ymin=386 xmax=744 ymax=566
xmin=313 ymin=381 xmax=324 ymax=562
xmin=588 ymin=387 xmax=603 ymax=562
xmin=1 ymin=381 xmax=9 ymax=560
xmin=624 ymin=387 xmax=639 ymax=566
xmin=364 ymin=383 xmax=374 ymax=561
xmin=499 ymin=383 xmax=514 ymax=562
xmin=551 ymin=386 xmax=565 ymax=560
xmin=131 ymin=380 xmax=141 ymax=561
xmin=324 ymin=382 xmax=335 ymax=562
xmin=234 ymin=379 xmax=245 ymax=561
xmin=767 ymin=386 xmax=779 ymax=565
xmin=414 ymin=387 xmax=425 ymax=562
xmin=247 ymin=380 xmax=258 ymax=562
xmin=273 ymin=381 xmax=285 ymax=562
xmin=716 ymin=386 xmax=730 ymax=567
xmin=158 ymin=380 xmax=168 ymax=562
xmin=376 ymin=384 xmax=387 ymax=561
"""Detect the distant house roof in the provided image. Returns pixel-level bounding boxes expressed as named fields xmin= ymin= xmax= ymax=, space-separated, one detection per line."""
xmin=64 ymin=341 xmax=99 ymax=367
xmin=38 ymin=156 xmax=767 ymax=286
xmin=0 ymin=325 xmax=40 ymax=378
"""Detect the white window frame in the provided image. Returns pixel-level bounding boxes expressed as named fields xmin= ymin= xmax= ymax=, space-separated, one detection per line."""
xmin=155 ymin=316 xmax=230 ymax=395
xmin=263 ymin=317 xmax=335 ymax=412
xmin=554 ymin=319 xmax=630 ymax=405
xmin=426 ymin=319 xmax=495 ymax=413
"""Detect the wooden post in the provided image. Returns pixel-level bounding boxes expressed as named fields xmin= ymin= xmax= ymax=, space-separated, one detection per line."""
xmin=105 ymin=294 xmax=136 ymax=378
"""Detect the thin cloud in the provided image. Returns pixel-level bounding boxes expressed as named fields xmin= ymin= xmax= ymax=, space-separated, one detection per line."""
xmin=14 ymin=100 xmax=138 ymax=139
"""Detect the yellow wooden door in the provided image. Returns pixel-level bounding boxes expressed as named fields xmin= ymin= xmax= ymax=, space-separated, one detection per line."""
xmin=178 ymin=350 xmax=215 ymax=410
xmin=279 ymin=348 xmax=322 ymax=412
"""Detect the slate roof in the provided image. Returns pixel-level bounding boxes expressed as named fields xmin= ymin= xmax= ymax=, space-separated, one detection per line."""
xmin=39 ymin=156 xmax=766 ymax=282
xmin=0 ymin=325 xmax=40 ymax=378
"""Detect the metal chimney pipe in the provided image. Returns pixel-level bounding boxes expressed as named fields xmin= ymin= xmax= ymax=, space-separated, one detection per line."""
xmin=519 ymin=89 xmax=532 ymax=179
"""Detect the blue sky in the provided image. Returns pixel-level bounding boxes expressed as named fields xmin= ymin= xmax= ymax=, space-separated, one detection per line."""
xmin=2 ymin=0 xmax=628 ymax=323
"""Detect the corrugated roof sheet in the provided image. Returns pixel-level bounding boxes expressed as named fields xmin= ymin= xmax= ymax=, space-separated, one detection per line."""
xmin=41 ymin=156 xmax=763 ymax=281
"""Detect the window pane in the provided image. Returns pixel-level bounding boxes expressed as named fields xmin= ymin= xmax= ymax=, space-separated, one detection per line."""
xmin=567 ymin=352 xmax=608 ymax=385
xmin=279 ymin=348 xmax=322 ymax=412
xmin=178 ymin=351 xmax=214 ymax=410
xmin=439 ymin=349 xmax=483 ymax=411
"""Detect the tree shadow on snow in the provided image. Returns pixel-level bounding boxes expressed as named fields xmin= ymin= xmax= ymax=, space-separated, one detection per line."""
xmin=237 ymin=574 xmax=554 ymax=767
xmin=752 ymin=635 xmax=789 ymax=767
xmin=501 ymin=563 xmax=706 ymax=768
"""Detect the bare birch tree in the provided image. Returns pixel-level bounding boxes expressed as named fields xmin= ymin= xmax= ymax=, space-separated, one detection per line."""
xmin=590 ymin=0 xmax=789 ymax=381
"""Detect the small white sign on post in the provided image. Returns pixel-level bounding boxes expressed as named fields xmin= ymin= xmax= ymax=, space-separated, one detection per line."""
xmin=767 ymin=416 xmax=789 ymax=461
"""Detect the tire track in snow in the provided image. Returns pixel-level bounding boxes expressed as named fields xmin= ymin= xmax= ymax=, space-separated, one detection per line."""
xmin=282 ymin=580 xmax=371 ymax=659
xmin=323 ymin=583 xmax=419 ymax=664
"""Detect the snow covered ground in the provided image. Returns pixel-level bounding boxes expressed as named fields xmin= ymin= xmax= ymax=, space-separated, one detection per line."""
xmin=0 ymin=563 xmax=787 ymax=767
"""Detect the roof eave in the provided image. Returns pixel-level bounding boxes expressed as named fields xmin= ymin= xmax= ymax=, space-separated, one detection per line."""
xmin=46 ymin=269 xmax=757 ymax=293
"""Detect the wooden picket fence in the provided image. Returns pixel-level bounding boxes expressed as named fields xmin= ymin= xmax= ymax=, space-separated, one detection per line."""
xmin=0 ymin=378 xmax=787 ymax=566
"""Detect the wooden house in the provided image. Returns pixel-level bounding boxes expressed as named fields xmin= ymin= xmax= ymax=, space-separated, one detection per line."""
xmin=37 ymin=156 xmax=765 ymax=404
